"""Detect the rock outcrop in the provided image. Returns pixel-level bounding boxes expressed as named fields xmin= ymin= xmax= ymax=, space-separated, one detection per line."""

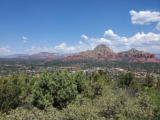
xmin=63 ymin=45 xmax=159 ymax=63
xmin=118 ymin=48 xmax=159 ymax=62
xmin=16 ymin=45 xmax=159 ymax=63
xmin=63 ymin=44 xmax=118 ymax=61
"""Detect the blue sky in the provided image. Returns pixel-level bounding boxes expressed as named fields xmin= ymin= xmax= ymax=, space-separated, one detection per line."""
xmin=0 ymin=0 xmax=160 ymax=56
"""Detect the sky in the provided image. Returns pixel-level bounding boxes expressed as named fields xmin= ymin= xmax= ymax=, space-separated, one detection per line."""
xmin=0 ymin=0 xmax=160 ymax=56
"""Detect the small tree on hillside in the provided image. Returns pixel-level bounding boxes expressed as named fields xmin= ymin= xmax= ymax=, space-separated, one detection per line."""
xmin=73 ymin=71 xmax=87 ymax=94
xmin=118 ymin=72 xmax=135 ymax=88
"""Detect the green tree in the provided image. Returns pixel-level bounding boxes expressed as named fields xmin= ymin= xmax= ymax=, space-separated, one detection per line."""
xmin=118 ymin=72 xmax=135 ymax=88
xmin=89 ymin=72 xmax=105 ymax=96
xmin=73 ymin=71 xmax=87 ymax=94
xmin=0 ymin=75 xmax=22 ymax=113
xmin=32 ymin=70 xmax=78 ymax=109
xmin=144 ymin=74 xmax=156 ymax=88
xmin=32 ymin=71 xmax=53 ymax=109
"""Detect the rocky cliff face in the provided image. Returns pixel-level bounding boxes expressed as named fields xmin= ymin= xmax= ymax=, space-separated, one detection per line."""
xmin=118 ymin=48 xmax=158 ymax=62
xmin=118 ymin=48 xmax=153 ymax=58
xmin=16 ymin=45 xmax=159 ymax=63
xmin=63 ymin=45 xmax=159 ymax=63
xmin=63 ymin=45 xmax=118 ymax=61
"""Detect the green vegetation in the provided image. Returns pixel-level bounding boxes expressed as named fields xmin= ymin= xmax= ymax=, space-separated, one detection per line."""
xmin=32 ymin=70 xmax=79 ymax=109
xmin=1 ymin=59 xmax=160 ymax=77
xmin=117 ymin=72 xmax=135 ymax=88
xmin=0 ymin=74 xmax=31 ymax=113
xmin=0 ymin=69 xmax=160 ymax=119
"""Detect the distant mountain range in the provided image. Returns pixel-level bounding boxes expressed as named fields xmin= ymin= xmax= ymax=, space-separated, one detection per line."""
xmin=1 ymin=45 xmax=159 ymax=63
xmin=16 ymin=52 xmax=69 ymax=61
xmin=0 ymin=54 xmax=29 ymax=58
xmin=63 ymin=45 xmax=160 ymax=63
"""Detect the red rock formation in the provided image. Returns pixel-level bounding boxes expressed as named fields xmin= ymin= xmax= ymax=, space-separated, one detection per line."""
xmin=16 ymin=45 xmax=159 ymax=63
xmin=118 ymin=48 xmax=159 ymax=63
xmin=63 ymin=44 xmax=118 ymax=61
xmin=63 ymin=45 xmax=159 ymax=63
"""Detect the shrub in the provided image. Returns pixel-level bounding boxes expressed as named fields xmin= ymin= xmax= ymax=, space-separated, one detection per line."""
xmin=73 ymin=71 xmax=87 ymax=94
xmin=117 ymin=72 xmax=135 ymax=88
xmin=143 ymin=74 xmax=157 ymax=88
xmin=0 ymin=75 xmax=22 ymax=113
xmin=89 ymin=72 xmax=105 ymax=96
xmin=97 ymin=87 xmax=154 ymax=120
xmin=32 ymin=70 xmax=78 ymax=109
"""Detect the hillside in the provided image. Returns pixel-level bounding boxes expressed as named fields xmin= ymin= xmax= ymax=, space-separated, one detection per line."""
xmin=16 ymin=52 xmax=65 ymax=60
xmin=63 ymin=44 xmax=118 ymax=61
xmin=118 ymin=48 xmax=158 ymax=63
xmin=14 ymin=44 xmax=160 ymax=63
xmin=63 ymin=45 xmax=159 ymax=63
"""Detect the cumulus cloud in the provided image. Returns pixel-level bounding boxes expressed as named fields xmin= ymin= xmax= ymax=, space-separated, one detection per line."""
xmin=78 ymin=30 xmax=160 ymax=53
xmin=104 ymin=29 xmax=120 ymax=40
xmin=55 ymin=43 xmax=76 ymax=52
xmin=25 ymin=29 xmax=160 ymax=54
xmin=130 ymin=10 xmax=160 ymax=31
xmin=22 ymin=36 xmax=28 ymax=43
xmin=26 ymin=43 xmax=77 ymax=54
xmin=130 ymin=10 xmax=160 ymax=24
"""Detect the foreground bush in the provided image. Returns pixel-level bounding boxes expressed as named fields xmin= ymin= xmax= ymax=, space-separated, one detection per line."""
xmin=0 ymin=70 xmax=159 ymax=120
xmin=1 ymin=86 xmax=155 ymax=120
xmin=32 ymin=70 xmax=79 ymax=109
xmin=0 ymin=75 xmax=23 ymax=113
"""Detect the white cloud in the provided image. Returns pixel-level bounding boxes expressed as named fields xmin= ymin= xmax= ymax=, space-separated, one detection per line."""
xmin=55 ymin=43 xmax=76 ymax=52
xmin=78 ymin=30 xmax=160 ymax=53
xmin=130 ymin=10 xmax=160 ymax=31
xmin=0 ymin=46 xmax=12 ymax=56
xmin=24 ymin=29 xmax=160 ymax=54
xmin=129 ymin=32 xmax=160 ymax=45
xmin=104 ymin=29 xmax=120 ymax=40
xmin=130 ymin=10 xmax=160 ymax=24
xmin=25 ymin=46 xmax=55 ymax=54
xmin=156 ymin=22 xmax=160 ymax=31
xmin=55 ymin=43 xmax=66 ymax=50
xmin=22 ymin=36 xmax=28 ymax=43
xmin=79 ymin=41 xmax=83 ymax=45
xmin=81 ymin=34 xmax=88 ymax=40
xmin=151 ymin=45 xmax=160 ymax=50
xmin=26 ymin=43 xmax=77 ymax=54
